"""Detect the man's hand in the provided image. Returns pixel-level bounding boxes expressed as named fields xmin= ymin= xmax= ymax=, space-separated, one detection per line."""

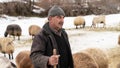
xmin=48 ymin=55 xmax=60 ymax=66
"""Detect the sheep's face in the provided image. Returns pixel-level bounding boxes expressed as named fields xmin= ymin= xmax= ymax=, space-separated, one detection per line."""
xmin=0 ymin=38 xmax=14 ymax=48
xmin=7 ymin=41 xmax=14 ymax=46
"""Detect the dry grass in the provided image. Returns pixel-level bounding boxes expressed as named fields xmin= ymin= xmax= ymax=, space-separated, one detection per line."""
xmin=73 ymin=48 xmax=109 ymax=68
xmin=73 ymin=47 xmax=120 ymax=68
xmin=74 ymin=61 xmax=98 ymax=68
xmin=73 ymin=52 xmax=98 ymax=68
xmin=66 ymin=26 xmax=120 ymax=32
xmin=82 ymin=48 xmax=109 ymax=68
xmin=83 ymin=26 xmax=120 ymax=31
xmin=107 ymin=46 xmax=120 ymax=68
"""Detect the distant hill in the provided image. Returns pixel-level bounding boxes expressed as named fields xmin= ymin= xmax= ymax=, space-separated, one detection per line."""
xmin=0 ymin=0 xmax=120 ymax=17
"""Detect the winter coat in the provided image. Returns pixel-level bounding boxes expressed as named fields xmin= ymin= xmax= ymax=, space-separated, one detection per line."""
xmin=30 ymin=23 xmax=74 ymax=68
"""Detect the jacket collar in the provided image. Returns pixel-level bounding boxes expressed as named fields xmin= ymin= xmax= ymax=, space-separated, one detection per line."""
xmin=42 ymin=22 xmax=64 ymax=36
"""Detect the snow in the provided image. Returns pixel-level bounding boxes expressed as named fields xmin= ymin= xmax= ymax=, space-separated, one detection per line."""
xmin=0 ymin=14 xmax=120 ymax=67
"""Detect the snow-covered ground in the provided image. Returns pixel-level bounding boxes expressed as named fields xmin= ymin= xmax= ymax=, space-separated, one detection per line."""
xmin=0 ymin=14 xmax=120 ymax=67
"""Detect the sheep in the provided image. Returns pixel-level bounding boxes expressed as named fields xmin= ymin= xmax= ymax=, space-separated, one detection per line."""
xmin=15 ymin=50 xmax=34 ymax=68
xmin=0 ymin=37 xmax=14 ymax=60
xmin=0 ymin=56 xmax=16 ymax=68
xmin=29 ymin=25 xmax=41 ymax=39
xmin=73 ymin=52 xmax=98 ymax=68
xmin=91 ymin=15 xmax=106 ymax=28
xmin=118 ymin=35 xmax=120 ymax=45
xmin=4 ymin=24 xmax=22 ymax=40
xmin=74 ymin=16 xmax=85 ymax=29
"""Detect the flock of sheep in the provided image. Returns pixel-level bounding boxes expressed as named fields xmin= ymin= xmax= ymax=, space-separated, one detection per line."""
xmin=0 ymin=24 xmax=41 ymax=68
xmin=0 ymin=15 xmax=120 ymax=68
xmin=74 ymin=15 xmax=106 ymax=29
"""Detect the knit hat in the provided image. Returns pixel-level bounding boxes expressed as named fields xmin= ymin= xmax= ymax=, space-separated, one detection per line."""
xmin=48 ymin=5 xmax=65 ymax=17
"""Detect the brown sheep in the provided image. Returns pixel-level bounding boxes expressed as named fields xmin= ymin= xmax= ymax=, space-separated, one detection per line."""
xmin=0 ymin=37 xmax=14 ymax=60
xmin=118 ymin=35 xmax=120 ymax=45
xmin=29 ymin=25 xmax=41 ymax=39
xmin=4 ymin=24 xmax=22 ymax=40
xmin=74 ymin=16 xmax=85 ymax=29
xmin=0 ymin=56 xmax=16 ymax=68
xmin=16 ymin=50 xmax=34 ymax=68
xmin=91 ymin=15 xmax=106 ymax=28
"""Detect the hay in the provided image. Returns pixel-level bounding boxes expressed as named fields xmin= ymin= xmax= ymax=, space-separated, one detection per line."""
xmin=73 ymin=52 xmax=98 ymax=68
xmin=83 ymin=48 xmax=108 ymax=68
xmin=75 ymin=61 xmax=98 ymax=68
xmin=117 ymin=63 xmax=120 ymax=68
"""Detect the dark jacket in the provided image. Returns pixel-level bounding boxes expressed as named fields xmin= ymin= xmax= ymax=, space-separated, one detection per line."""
xmin=30 ymin=23 xmax=74 ymax=68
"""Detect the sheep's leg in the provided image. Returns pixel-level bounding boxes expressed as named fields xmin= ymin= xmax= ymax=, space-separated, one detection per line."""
xmin=103 ymin=23 xmax=106 ymax=28
xmin=18 ymin=36 xmax=20 ymax=40
xmin=80 ymin=25 xmax=82 ymax=28
xmin=13 ymin=36 xmax=15 ymax=40
xmin=97 ymin=23 xmax=98 ymax=28
xmin=9 ymin=54 xmax=11 ymax=60
xmin=4 ymin=53 xmax=6 ymax=57
xmin=83 ymin=22 xmax=85 ymax=28
xmin=76 ymin=26 xmax=78 ymax=29
xmin=11 ymin=53 xmax=13 ymax=59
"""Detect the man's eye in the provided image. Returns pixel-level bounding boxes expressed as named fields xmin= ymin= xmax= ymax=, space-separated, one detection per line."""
xmin=57 ymin=16 xmax=61 ymax=18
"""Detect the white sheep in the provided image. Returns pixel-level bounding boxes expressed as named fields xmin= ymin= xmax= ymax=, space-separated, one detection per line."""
xmin=0 ymin=37 xmax=14 ymax=60
xmin=29 ymin=25 xmax=41 ymax=39
xmin=91 ymin=15 xmax=106 ymax=28
xmin=16 ymin=50 xmax=34 ymax=68
xmin=74 ymin=16 xmax=85 ymax=29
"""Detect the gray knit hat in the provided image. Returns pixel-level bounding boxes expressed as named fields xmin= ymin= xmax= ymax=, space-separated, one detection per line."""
xmin=48 ymin=5 xmax=65 ymax=17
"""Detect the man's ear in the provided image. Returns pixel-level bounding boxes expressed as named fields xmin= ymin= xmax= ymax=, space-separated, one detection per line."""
xmin=48 ymin=16 xmax=52 ymax=20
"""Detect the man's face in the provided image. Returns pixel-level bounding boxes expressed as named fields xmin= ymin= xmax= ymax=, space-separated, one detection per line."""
xmin=49 ymin=15 xmax=64 ymax=31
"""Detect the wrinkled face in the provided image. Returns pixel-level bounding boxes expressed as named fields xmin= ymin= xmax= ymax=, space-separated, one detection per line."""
xmin=49 ymin=15 xmax=64 ymax=31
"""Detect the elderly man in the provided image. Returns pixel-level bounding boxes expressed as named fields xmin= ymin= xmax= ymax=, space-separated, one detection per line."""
xmin=30 ymin=5 xmax=74 ymax=68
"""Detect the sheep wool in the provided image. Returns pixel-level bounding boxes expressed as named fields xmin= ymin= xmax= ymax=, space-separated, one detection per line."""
xmin=74 ymin=16 xmax=85 ymax=29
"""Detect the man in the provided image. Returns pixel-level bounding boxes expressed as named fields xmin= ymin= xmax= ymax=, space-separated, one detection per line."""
xmin=30 ymin=5 xmax=74 ymax=68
